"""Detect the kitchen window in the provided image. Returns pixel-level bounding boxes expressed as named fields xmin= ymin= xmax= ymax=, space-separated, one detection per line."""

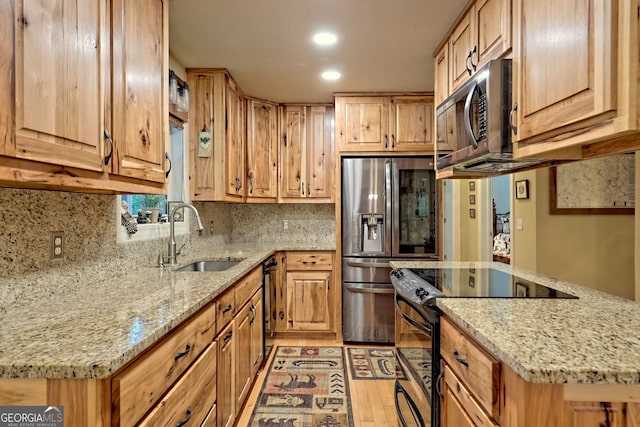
xmin=116 ymin=124 xmax=190 ymax=243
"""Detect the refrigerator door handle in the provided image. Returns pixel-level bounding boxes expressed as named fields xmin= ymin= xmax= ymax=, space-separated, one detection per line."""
xmin=345 ymin=284 xmax=395 ymax=295
xmin=346 ymin=260 xmax=391 ymax=268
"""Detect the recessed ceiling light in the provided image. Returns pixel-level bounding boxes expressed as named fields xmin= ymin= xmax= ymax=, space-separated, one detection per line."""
xmin=321 ymin=70 xmax=341 ymax=81
xmin=313 ymin=32 xmax=338 ymax=46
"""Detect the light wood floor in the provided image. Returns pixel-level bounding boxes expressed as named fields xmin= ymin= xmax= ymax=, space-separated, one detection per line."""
xmin=235 ymin=337 xmax=400 ymax=427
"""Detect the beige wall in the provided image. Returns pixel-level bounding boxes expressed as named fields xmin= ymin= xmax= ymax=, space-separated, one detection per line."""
xmin=513 ymin=167 xmax=635 ymax=300
xmin=459 ymin=179 xmax=480 ymax=261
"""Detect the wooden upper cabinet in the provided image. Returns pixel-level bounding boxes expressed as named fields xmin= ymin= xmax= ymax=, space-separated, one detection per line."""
xmin=434 ymin=45 xmax=450 ymax=107
xmin=188 ymin=69 xmax=244 ymax=202
xmin=391 ymin=96 xmax=434 ymax=151
xmin=511 ymin=0 xmax=636 ymax=159
xmin=246 ymin=98 xmax=278 ymax=202
xmin=110 ymin=0 xmax=168 ymax=183
xmin=226 ymin=77 xmax=246 ymax=200
xmin=448 ymin=0 xmax=511 ymax=94
xmin=11 ymin=0 xmax=105 ymax=172
xmin=449 ymin=9 xmax=476 ymax=93
xmin=335 ymin=96 xmax=389 ymax=152
xmin=280 ymin=105 xmax=334 ymax=202
xmin=335 ymin=95 xmax=433 ymax=153
xmin=0 ymin=0 xmax=168 ymax=193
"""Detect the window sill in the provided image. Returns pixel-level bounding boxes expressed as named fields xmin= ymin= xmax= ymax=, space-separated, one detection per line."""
xmin=117 ymin=220 xmax=190 ymax=244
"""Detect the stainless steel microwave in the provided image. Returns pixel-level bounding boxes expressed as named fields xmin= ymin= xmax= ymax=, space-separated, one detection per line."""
xmin=436 ymin=59 xmax=542 ymax=174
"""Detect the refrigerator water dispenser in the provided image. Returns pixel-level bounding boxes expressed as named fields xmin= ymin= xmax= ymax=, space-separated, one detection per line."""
xmin=361 ymin=213 xmax=385 ymax=253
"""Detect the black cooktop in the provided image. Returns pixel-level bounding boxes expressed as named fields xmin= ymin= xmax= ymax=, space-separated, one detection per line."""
xmin=392 ymin=267 xmax=577 ymax=305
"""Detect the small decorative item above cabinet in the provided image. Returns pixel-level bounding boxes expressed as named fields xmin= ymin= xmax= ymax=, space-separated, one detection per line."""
xmin=334 ymin=94 xmax=434 ymax=153
xmin=279 ymin=104 xmax=334 ymax=203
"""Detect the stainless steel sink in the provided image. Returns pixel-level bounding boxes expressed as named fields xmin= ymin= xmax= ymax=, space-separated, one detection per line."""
xmin=174 ymin=259 xmax=243 ymax=272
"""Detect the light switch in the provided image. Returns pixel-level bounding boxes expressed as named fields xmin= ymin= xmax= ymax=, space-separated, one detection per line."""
xmin=516 ymin=219 xmax=523 ymax=230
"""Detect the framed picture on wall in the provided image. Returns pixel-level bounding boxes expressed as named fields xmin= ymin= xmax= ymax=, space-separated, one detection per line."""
xmin=469 ymin=194 xmax=476 ymax=205
xmin=469 ymin=181 xmax=476 ymax=191
xmin=469 ymin=208 xmax=476 ymax=218
xmin=515 ymin=179 xmax=529 ymax=199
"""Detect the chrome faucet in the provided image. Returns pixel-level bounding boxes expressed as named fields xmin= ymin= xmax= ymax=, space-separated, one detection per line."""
xmin=163 ymin=202 xmax=205 ymax=265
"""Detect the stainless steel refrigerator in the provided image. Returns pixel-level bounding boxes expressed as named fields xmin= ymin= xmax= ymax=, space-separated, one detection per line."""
xmin=342 ymin=157 xmax=437 ymax=343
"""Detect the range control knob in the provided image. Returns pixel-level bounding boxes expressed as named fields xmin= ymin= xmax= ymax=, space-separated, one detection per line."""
xmin=391 ymin=269 xmax=404 ymax=278
xmin=415 ymin=287 xmax=428 ymax=300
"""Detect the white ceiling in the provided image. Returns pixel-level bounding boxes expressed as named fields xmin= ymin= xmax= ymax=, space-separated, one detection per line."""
xmin=169 ymin=0 xmax=468 ymax=104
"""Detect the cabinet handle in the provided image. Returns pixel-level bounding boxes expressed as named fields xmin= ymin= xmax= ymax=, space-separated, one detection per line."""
xmin=250 ymin=305 xmax=256 ymax=324
xmin=384 ymin=134 xmax=389 ymax=149
xmin=466 ymin=51 xmax=473 ymax=76
xmin=301 ymin=181 xmax=305 ymax=195
xmin=174 ymin=343 xmax=192 ymax=361
xmin=302 ymin=260 xmax=317 ymax=265
xmin=470 ymin=45 xmax=478 ymax=72
xmin=391 ymin=134 xmax=395 ymax=148
xmin=509 ymin=103 xmax=518 ymax=135
xmin=249 ymin=176 xmax=253 ymax=194
xmin=307 ymin=183 xmax=310 ymax=196
xmin=453 ymin=349 xmax=469 ymax=367
xmin=223 ymin=330 xmax=233 ymax=342
xmin=279 ymin=311 xmax=285 ymax=320
xmin=165 ymin=152 xmax=172 ymax=178
xmin=272 ymin=310 xmax=277 ymax=320
xmin=103 ymin=129 xmax=114 ymax=166
xmin=435 ymin=370 xmax=444 ymax=399
xmin=175 ymin=407 xmax=192 ymax=427
xmin=222 ymin=304 xmax=233 ymax=314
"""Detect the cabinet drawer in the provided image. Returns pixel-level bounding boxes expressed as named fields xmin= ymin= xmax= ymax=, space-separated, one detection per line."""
xmin=440 ymin=316 xmax=500 ymax=419
xmin=139 ymin=341 xmax=217 ymax=426
xmin=286 ymin=252 xmax=333 ymax=270
xmin=443 ymin=363 xmax=499 ymax=427
xmin=112 ymin=303 xmax=216 ymax=427
xmin=235 ymin=266 xmax=262 ymax=309
xmin=202 ymin=404 xmax=216 ymax=427
xmin=216 ymin=288 xmax=236 ymax=333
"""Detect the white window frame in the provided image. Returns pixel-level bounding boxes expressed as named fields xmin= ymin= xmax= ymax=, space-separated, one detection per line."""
xmin=116 ymin=123 xmax=191 ymax=243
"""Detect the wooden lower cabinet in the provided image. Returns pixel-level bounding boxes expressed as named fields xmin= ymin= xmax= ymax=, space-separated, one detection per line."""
xmin=250 ymin=289 xmax=264 ymax=377
xmin=217 ymin=321 xmax=235 ymax=427
xmin=139 ymin=340 xmax=217 ymax=426
xmin=235 ymin=301 xmax=253 ymax=410
xmin=441 ymin=315 xmax=640 ymax=427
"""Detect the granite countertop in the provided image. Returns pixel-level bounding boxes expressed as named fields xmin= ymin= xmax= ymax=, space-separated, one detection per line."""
xmin=0 ymin=243 xmax=334 ymax=379
xmin=390 ymin=260 xmax=640 ymax=385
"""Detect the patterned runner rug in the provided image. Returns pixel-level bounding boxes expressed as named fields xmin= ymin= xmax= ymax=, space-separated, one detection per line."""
xmin=248 ymin=346 xmax=354 ymax=427
xmin=346 ymin=347 xmax=405 ymax=380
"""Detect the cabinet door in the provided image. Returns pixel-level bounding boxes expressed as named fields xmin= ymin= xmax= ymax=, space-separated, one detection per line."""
xmin=442 ymin=387 xmax=475 ymax=427
xmin=434 ymin=45 xmax=450 ymax=107
xmin=285 ymin=271 xmax=331 ymax=331
xmin=449 ymin=8 xmax=475 ymax=93
xmin=335 ymin=96 xmax=389 ymax=152
xmin=246 ymin=99 xmax=278 ymax=200
xmin=513 ymin=0 xmax=616 ymax=142
xmin=306 ymin=106 xmax=333 ymax=200
xmin=564 ymin=402 xmax=625 ymax=427
xmin=111 ymin=0 xmax=168 ymax=183
xmin=12 ymin=0 xmax=105 ymax=172
xmin=391 ymin=96 xmax=434 ymax=152
xmin=190 ymin=72 xmax=217 ymax=200
xmin=474 ymin=0 xmax=511 ymax=69
xmin=225 ymin=76 xmax=245 ymax=199
xmin=250 ymin=289 xmax=264 ymax=377
xmin=235 ymin=302 xmax=252 ymax=411
xmin=217 ymin=321 xmax=235 ymax=427
xmin=280 ymin=105 xmax=305 ymax=198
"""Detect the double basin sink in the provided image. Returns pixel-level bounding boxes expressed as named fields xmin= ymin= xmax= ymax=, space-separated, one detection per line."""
xmin=174 ymin=259 xmax=243 ymax=272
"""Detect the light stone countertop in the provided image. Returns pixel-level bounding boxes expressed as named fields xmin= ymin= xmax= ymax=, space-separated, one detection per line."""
xmin=389 ymin=260 xmax=640 ymax=384
xmin=0 ymin=243 xmax=334 ymax=379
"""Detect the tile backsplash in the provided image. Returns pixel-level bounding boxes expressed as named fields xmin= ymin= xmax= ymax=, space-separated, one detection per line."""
xmin=0 ymin=188 xmax=335 ymax=282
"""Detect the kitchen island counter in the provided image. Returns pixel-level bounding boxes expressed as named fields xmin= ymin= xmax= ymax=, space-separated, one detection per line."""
xmin=389 ymin=261 xmax=640 ymax=385
xmin=0 ymin=243 xmax=334 ymax=379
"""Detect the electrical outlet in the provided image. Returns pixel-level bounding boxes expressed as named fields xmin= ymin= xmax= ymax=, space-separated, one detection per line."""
xmin=516 ymin=219 xmax=524 ymax=230
xmin=283 ymin=220 xmax=289 ymax=231
xmin=209 ymin=220 xmax=215 ymax=233
xmin=51 ymin=231 xmax=64 ymax=261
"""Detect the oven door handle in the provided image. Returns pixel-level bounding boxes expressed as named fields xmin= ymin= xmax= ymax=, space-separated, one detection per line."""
xmin=394 ymin=294 xmax=433 ymax=336
xmin=345 ymin=284 xmax=395 ymax=295
xmin=394 ymin=381 xmax=427 ymax=427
